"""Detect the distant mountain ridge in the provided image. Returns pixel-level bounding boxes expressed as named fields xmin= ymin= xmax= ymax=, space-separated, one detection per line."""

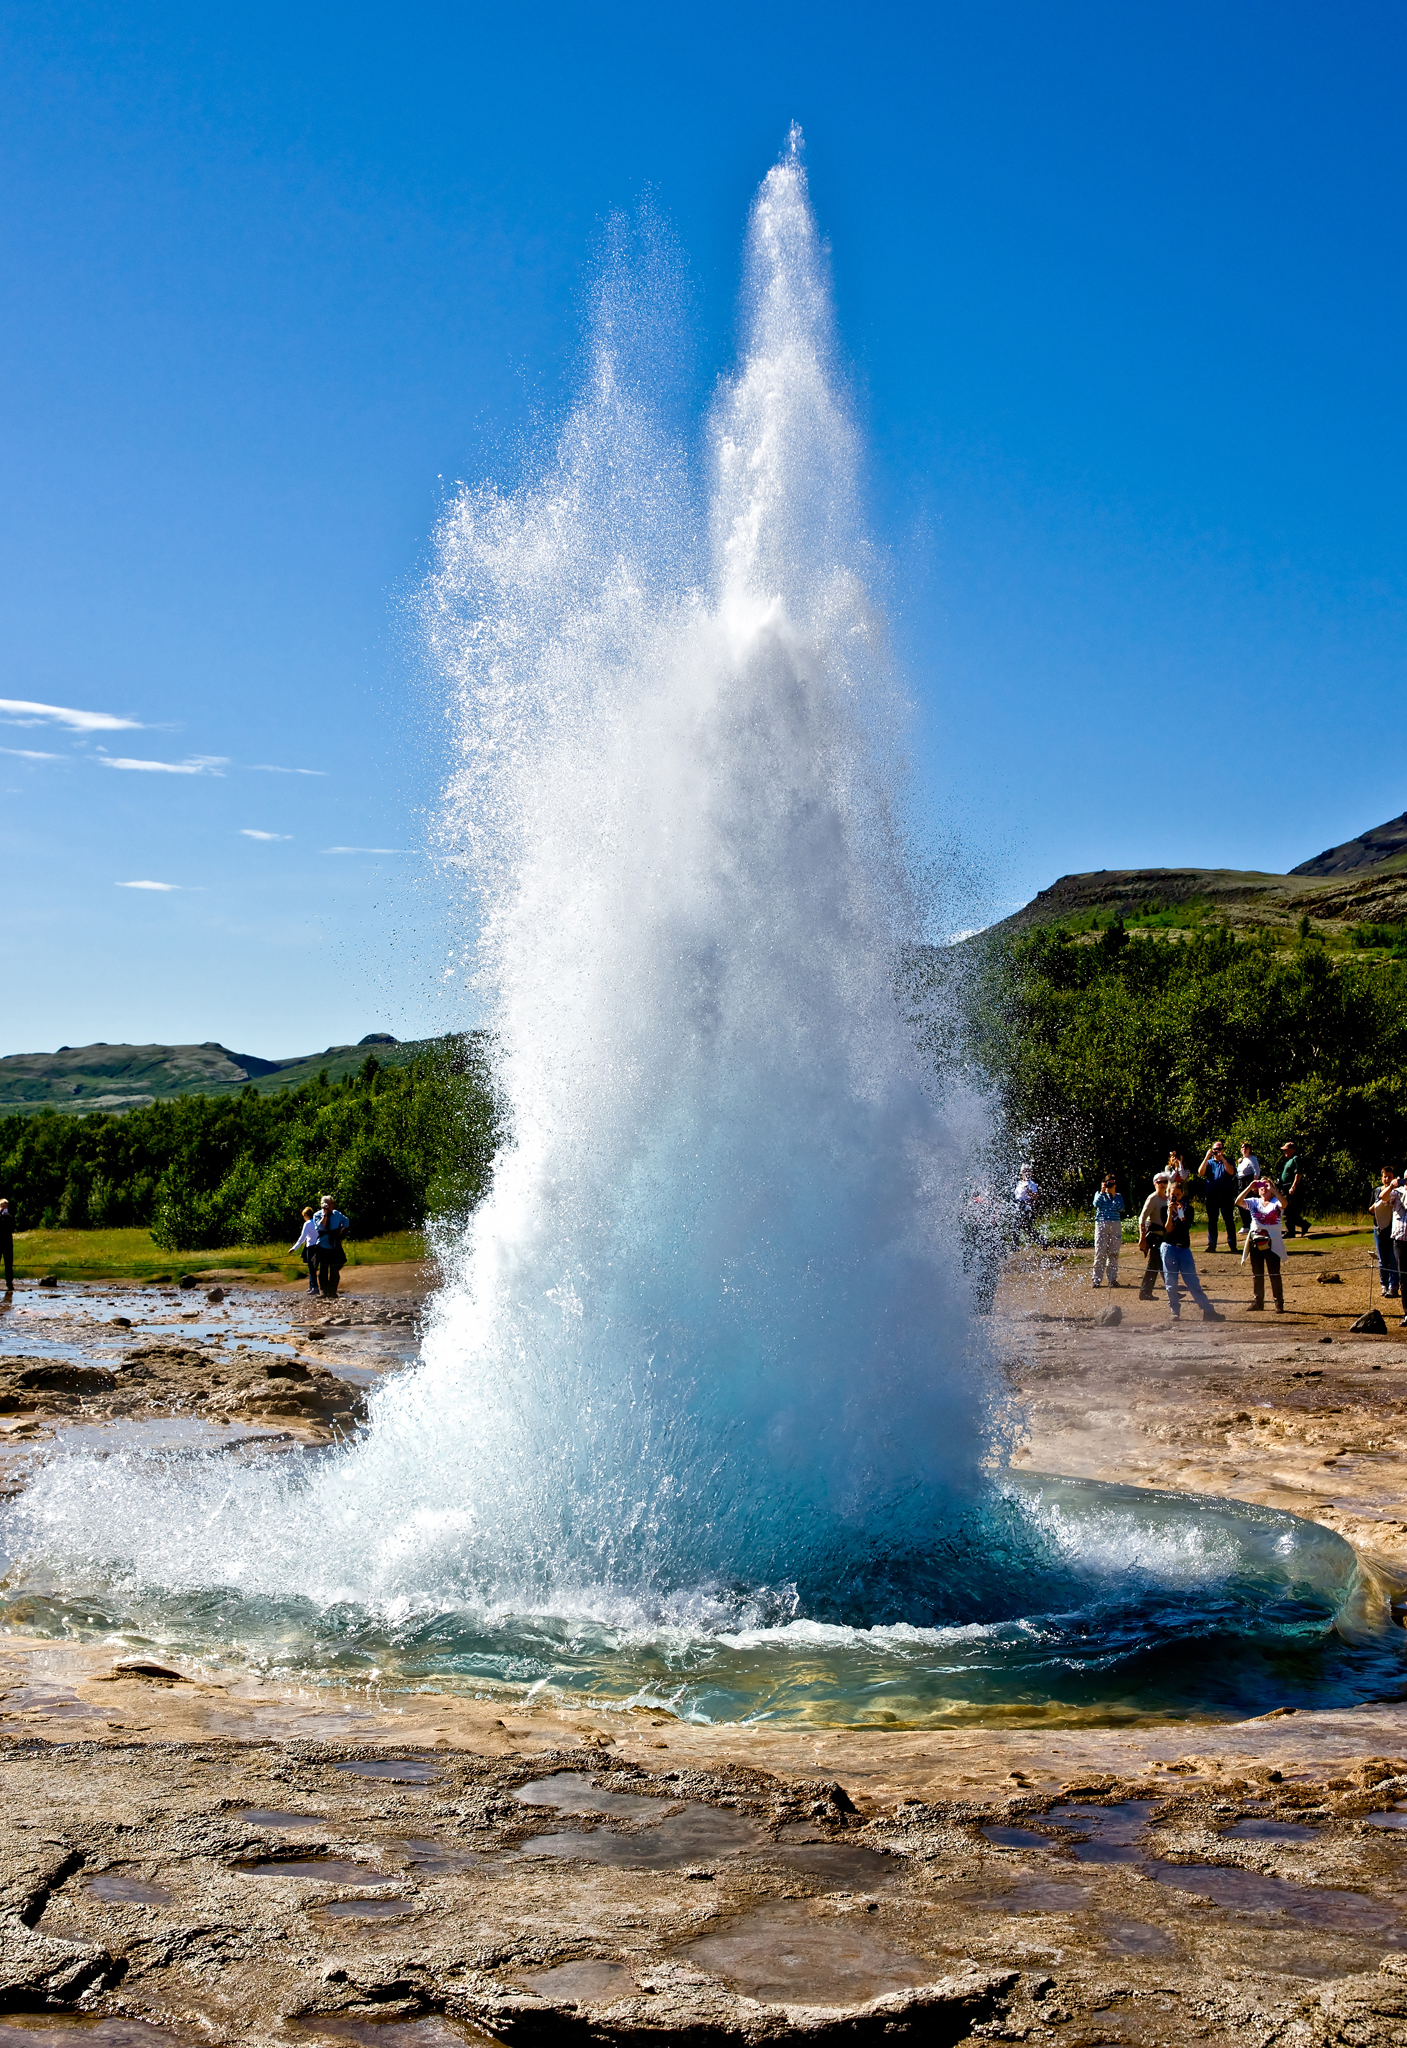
xmin=0 ymin=1033 xmax=419 ymax=1115
xmin=1290 ymin=810 xmax=1407 ymax=878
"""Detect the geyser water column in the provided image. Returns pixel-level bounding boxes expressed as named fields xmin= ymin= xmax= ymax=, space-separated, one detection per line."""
xmin=405 ymin=127 xmax=1000 ymax=1613
xmin=2 ymin=133 xmax=1393 ymax=1722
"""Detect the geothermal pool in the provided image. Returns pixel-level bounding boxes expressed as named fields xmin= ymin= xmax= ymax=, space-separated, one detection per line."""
xmin=2 ymin=135 xmax=1401 ymax=1727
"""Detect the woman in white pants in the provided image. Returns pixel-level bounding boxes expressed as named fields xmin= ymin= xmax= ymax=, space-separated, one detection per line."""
xmin=1092 ymin=1175 xmax=1126 ymax=1287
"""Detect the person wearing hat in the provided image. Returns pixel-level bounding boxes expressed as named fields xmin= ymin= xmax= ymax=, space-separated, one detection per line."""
xmin=1136 ymin=1173 xmax=1172 ymax=1300
xmin=313 ymin=1194 xmax=351 ymax=1299
xmin=1278 ymin=1142 xmax=1307 ymax=1238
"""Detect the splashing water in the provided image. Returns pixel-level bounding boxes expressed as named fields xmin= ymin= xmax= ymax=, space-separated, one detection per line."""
xmin=2 ymin=139 xmax=1397 ymax=1722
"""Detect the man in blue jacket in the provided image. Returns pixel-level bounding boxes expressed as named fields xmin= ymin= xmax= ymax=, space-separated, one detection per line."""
xmin=314 ymin=1194 xmax=351 ymax=1299
xmin=1198 ymin=1139 xmax=1238 ymax=1254
xmin=1091 ymin=1175 xmax=1126 ymax=1288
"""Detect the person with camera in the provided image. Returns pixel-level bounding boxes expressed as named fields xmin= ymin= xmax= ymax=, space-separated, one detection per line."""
xmin=1091 ymin=1174 xmax=1126 ymax=1288
xmin=1236 ymin=1175 xmax=1285 ymax=1312
xmin=1198 ymin=1139 xmax=1238 ymax=1254
xmin=1370 ymin=1169 xmax=1399 ymax=1301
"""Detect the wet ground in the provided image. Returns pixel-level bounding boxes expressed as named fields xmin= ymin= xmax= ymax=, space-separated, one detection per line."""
xmin=7 ymin=1271 xmax=1407 ymax=2035
xmin=8 ymin=1703 xmax=1407 ymax=2042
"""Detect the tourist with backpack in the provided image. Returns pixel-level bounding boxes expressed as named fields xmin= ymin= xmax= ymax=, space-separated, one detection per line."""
xmin=314 ymin=1194 xmax=351 ymax=1299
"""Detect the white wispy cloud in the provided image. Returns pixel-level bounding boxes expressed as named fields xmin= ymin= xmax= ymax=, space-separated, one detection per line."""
xmin=0 ymin=696 xmax=141 ymax=732
xmin=101 ymin=754 xmax=227 ymax=775
xmin=116 ymin=880 xmax=181 ymax=891
xmin=251 ymin=764 xmax=327 ymax=776
xmin=240 ymin=829 xmax=292 ymax=841
xmin=0 ymin=747 xmax=61 ymax=761
xmin=323 ymin=845 xmax=404 ymax=855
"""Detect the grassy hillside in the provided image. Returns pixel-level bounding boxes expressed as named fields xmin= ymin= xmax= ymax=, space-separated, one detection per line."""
xmin=4 ymin=1226 xmax=426 ymax=1284
xmin=0 ymin=1033 xmax=437 ymax=1115
xmin=996 ymin=852 xmax=1407 ymax=947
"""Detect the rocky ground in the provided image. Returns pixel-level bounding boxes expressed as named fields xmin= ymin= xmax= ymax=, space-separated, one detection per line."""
xmin=999 ymin=1237 xmax=1407 ymax=1574
xmin=5 ymin=1267 xmax=1407 ymax=2041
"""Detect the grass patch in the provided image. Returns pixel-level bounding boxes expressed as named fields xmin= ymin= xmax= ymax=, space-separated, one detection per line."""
xmin=6 ymin=1227 xmax=427 ymax=1284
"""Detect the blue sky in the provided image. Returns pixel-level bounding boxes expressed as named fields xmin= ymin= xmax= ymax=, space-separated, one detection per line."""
xmin=3 ymin=2 xmax=1404 ymax=1056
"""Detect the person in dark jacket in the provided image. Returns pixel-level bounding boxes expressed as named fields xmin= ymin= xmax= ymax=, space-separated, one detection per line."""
xmin=1159 ymin=1177 xmax=1225 ymax=1322
xmin=1279 ymin=1142 xmax=1308 ymax=1237
xmin=1198 ymin=1139 xmax=1238 ymax=1254
xmin=0 ymin=1197 xmax=12 ymax=1293
xmin=314 ymin=1195 xmax=351 ymax=1299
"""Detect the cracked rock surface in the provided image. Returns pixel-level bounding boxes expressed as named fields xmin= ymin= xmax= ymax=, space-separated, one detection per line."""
xmin=7 ymin=1727 xmax=1407 ymax=2042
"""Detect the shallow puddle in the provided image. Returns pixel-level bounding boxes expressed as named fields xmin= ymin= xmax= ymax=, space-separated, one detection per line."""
xmin=1046 ymin=1801 xmax=1158 ymax=1864
xmin=85 ymin=1871 xmax=172 ymax=1904
xmin=237 ymin=1809 xmax=328 ymax=1830
xmin=0 ymin=2028 xmax=188 ymax=2048
xmin=513 ymin=1776 xmax=897 ymax=1884
xmin=981 ymin=1824 xmax=1051 ymax=1850
xmin=1100 ymin=1918 xmax=1177 ymax=1956
xmin=240 ymin=1858 xmax=388 ymax=1884
xmin=294 ymin=2017 xmax=491 ymax=2048
xmin=335 ymin=1759 xmax=439 ymax=1785
xmin=755 ymin=1840 xmax=902 ymax=1889
xmin=1225 ymin=1818 xmax=1319 ymax=1842
xmin=971 ymin=1877 xmax=1091 ymax=1915
xmin=4 ymin=1688 xmax=96 ymax=1719
xmin=313 ymin=1899 xmax=415 ymax=1920
xmin=402 ymin=1836 xmax=492 ymax=1874
xmin=513 ymin=1960 xmax=636 ymax=2003
xmin=1144 ymin=1860 xmax=1407 ymax=1942
xmin=678 ymin=1899 xmax=935 ymax=2008
xmin=515 ymin=1772 xmax=669 ymax=1818
xmin=1367 ymin=1810 xmax=1407 ymax=1829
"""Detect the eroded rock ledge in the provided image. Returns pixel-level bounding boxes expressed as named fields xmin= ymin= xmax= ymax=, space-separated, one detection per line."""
xmin=6 ymin=1732 xmax=1407 ymax=2044
xmin=0 ymin=1345 xmax=364 ymax=1442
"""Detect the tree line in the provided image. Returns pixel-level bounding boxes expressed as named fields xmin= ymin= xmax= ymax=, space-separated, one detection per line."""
xmin=955 ymin=921 xmax=1407 ymax=1215
xmin=0 ymin=1043 xmax=499 ymax=1251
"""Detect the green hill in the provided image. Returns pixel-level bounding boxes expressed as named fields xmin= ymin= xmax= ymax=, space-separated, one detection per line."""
xmin=0 ymin=1033 xmax=435 ymax=1116
xmin=993 ymin=806 xmax=1407 ymax=942
xmin=998 ymin=849 xmax=1407 ymax=943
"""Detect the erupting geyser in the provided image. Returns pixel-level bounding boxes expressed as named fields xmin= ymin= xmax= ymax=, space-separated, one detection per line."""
xmin=3 ymin=135 xmax=1393 ymax=1725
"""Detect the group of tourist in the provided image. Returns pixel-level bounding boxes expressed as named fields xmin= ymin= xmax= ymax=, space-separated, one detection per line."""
xmin=1067 ymin=1139 xmax=1311 ymax=1323
xmin=291 ymin=1195 xmax=351 ymax=1298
